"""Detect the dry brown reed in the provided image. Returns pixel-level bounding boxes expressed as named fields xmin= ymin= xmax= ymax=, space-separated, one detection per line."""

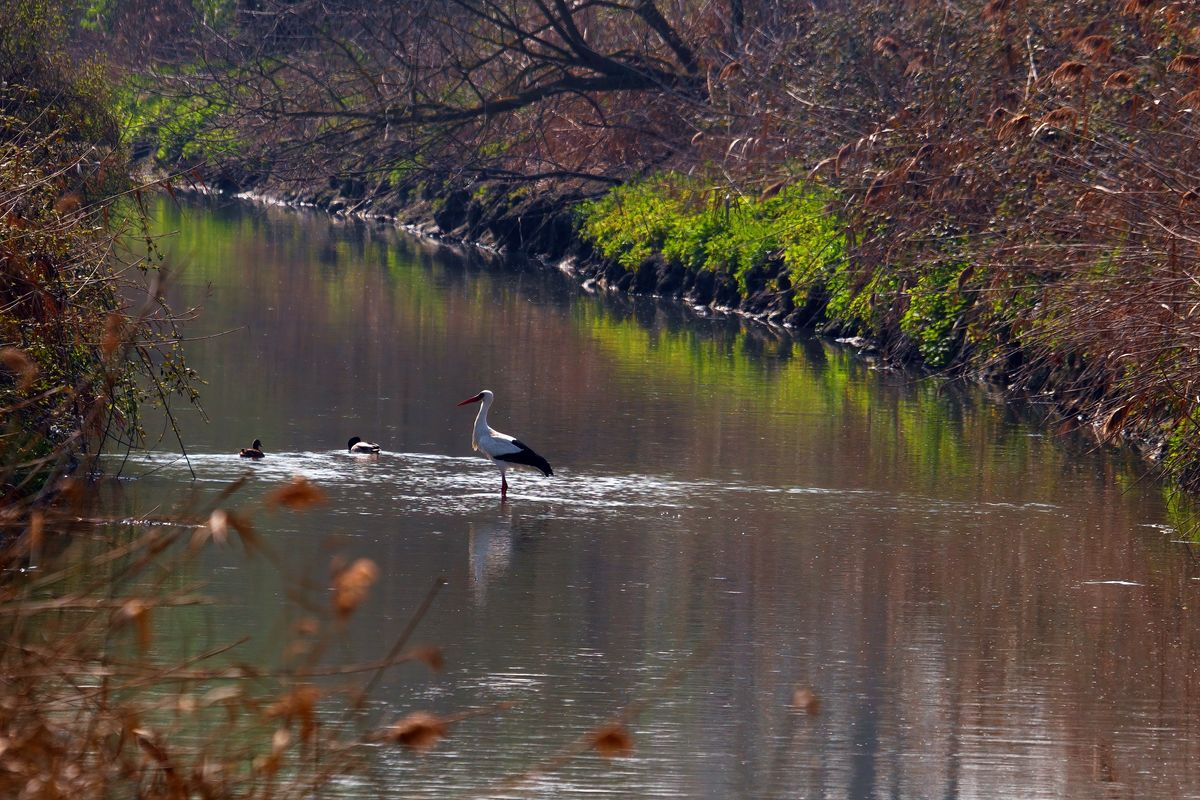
xmin=681 ymin=0 xmax=1200 ymax=495
xmin=0 ymin=474 xmax=459 ymax=799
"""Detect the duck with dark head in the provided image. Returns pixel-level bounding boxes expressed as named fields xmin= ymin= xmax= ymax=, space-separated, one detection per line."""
xmin=239 ymin=439 xmax=265 ymax=459
xmin=347 ymin=436 xmax=381 ymax=454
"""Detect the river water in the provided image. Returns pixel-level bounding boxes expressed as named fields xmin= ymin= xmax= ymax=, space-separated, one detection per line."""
xmin=120 ymin=196 xmax=1200 ymax=798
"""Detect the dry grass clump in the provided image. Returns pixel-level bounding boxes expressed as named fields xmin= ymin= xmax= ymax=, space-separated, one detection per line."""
xmin=0 ymin=477 xmax=458 ymax=799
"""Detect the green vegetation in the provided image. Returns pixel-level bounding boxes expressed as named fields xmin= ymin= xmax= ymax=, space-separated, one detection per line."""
xmin=580 ymin=176 xmax=844 ymax=294
xmin=580 ymin=173 xmax=978 ymax=369
xmin=117 ymin=79 xmax=242 ymax=165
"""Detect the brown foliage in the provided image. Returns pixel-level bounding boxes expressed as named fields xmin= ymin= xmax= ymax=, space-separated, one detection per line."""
xmin=0 ymin=476 xmax=478 ymax=798
xmin=265 ymin=475 xmax=327 ymax=510
xmin=1168 ymin=54 xmax=1200 ymax=75
xmin=997 ymin=112 xmax=1032 ymax=140
xmin=1104 ymin=69 xmax=1136 ymax=90
xmin=981 ymin=0 xmax=1012 ymax=22
xmin=590 ymin=723 xmax=634 ymax=757
xmin=1078 ymin=35 xmax=1114 ymax=61
xmin=332 ymin=557 xmax=380 ymax=619
xmin=1050 ymin=61 xmax=1092 ymax=87
xmin=385 ymin=712 xmax=448 ymax=751
xmin=874 ymin=36 xmax=902 ymax=56
xmin=791 ymin=687 xmax=821 ymax=714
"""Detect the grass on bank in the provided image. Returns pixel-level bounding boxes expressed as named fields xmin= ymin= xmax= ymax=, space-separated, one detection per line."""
xmin=576 ymin=170 xmax=1200 ymax=506
xmin=578 ymin=174 xmax=979 ymax=369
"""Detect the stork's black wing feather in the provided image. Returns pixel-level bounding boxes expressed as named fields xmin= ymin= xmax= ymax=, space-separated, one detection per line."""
xmin=495 ymin=439 xmax=553 ymax=476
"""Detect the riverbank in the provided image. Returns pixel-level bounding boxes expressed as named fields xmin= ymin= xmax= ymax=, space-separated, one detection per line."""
xmin=190 ymin=167 xmax=1181 ymax=455
xmin=108 ymin=1 xmax=1200 ymax=498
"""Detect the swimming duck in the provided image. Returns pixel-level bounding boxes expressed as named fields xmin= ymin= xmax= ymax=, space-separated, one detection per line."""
xmin=347 ymin=436 xmax=381 ymax=454
xmin=239 ymin=439 xmax=265 ymax=459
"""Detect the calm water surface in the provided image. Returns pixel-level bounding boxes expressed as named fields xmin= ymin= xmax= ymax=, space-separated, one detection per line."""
xmin=120 ymin=196 xmax=1200 ymax=798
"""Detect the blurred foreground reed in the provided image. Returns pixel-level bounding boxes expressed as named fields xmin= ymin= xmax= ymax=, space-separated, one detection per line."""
xmin=0 ymin=473 xmax=465 ymax=798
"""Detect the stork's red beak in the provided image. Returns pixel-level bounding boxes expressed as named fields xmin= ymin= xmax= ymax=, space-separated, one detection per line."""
xmin=456 ymin=392 xmax=484 ymax=406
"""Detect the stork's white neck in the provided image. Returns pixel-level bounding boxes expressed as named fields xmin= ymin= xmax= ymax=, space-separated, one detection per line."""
xmin=472 ymin=392 xmax=494 ymax=447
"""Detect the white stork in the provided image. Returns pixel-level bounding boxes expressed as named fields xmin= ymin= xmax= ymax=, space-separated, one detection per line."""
xmin=456 ymin=389 xmax=553 ymax=499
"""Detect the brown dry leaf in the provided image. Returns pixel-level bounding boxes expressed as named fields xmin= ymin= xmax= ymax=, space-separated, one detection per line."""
xmin=1169 ymin=54 xmax=1200 ymax=75
xmin=53 ymin=191 xmax=82 ymax=215
xmin=1103 ymin=70 xmax=1135 ymax=90
xmin=133 ymin=726 xmax=187 ymax=796
xmin=189 ymin=524 xmax=211 ymax=552
xmin=256 ymin=728 xmax=291 ymax=777
xmin=208 ymin=509 xmax=229 ymax=545
xmin=200 ymin=686 xmax=242 ymax=707
xmin=26 ymin=511 xmax=43 ymax=553
xmin=759 ymin=179 xmax=787 ymax=202
xmin=225 ymin=510 xmax=262 ymax=556
xmin=1102 ymin=403 xmax=1136 ymax=439
xmin=0 ymin=347 xmax=37 ymax=391
xmin=101 ymin=313 xmax=125 ymax=360
xmin=266 ymin=686 xmax=320 ymax=742
xmin=1043 ymin=106 xmax=1079 ymax=129
xmin=333 ymin=558 xmax=379 ymax=619
xmin=412 ymin=645 xmax=446 ymax=673
xmin=1179 ymin=88 xmax=1200 ymax=110
xmin=807 ymin=157 xmax=836 ymax=179
xmin=863 ymin=176 xmax=891 ymax=207
xmin=265 ymin=475 xmax=327 ymax=511
xmin=1077 ymin=35 xmax=1113 ymax=61
xmin=998 ymin=113 xmax=1032 ymax=140
xmin=591 ymin=723 xmax=634 ymax=757
xmin=792 ymin=687 xmax=821 ymax=715
xmin=981 ymin=0 xmax=1011 ymax=21
xmin=134 ymin=728 xmax=168 ymax=764
xmin=1050 ymin=61 xmax=1091 ymax=87
xmin=271 ymin=727 xmax=291 ymax=756
xmin=386 ymin=712 xmax=448 ymax=751
xmin=284 ymin=639 xmax=314 ymax=660
xmin=120 ymin=599 xmax=153 ymax=652
xmin=873 ymin=36 xmax=901 ymax=56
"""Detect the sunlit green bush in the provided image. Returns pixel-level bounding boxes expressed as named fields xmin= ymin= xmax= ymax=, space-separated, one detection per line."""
xmin=117 ymin=79 xmax=243 ymax=165
xmin=579 ymin=173 xmax=846 ymax=293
